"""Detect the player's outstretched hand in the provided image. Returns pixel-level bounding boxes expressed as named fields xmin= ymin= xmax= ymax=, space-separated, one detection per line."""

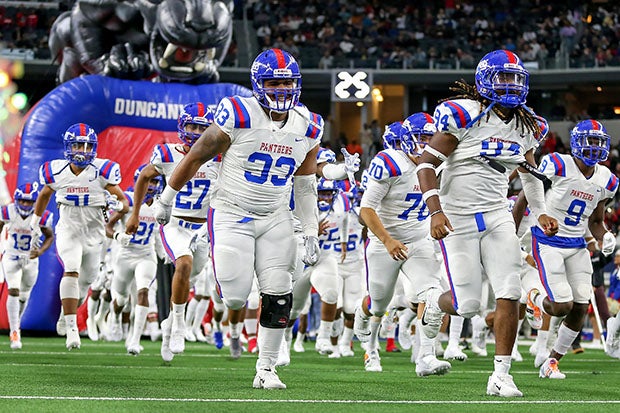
xmin=302 ymin=235 xmax=320 ymax=266
xmin=538 ymin=214 xmax=559 ymax=236
xmin=429 ymin=211 xmax=453 ymax=240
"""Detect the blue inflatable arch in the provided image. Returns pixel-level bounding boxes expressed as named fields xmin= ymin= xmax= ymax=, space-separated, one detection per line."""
xmin=15 ymin=75 xmax=251 ymax=331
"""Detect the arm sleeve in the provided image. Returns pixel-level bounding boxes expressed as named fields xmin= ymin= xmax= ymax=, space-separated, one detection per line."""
xmin=293 ymin=174 xmax=319 ymax=237
xmin=519 ymin=170 xmax=547 ymax=219
xmin=321 ymin=163 xmax=348 ymax=180
xmin=359 ymin=176 xmax=390 ymax=210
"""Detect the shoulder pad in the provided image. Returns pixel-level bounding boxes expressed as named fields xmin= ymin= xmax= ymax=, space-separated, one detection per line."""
xmin=227 ymin=96 xmax=252 ymax=128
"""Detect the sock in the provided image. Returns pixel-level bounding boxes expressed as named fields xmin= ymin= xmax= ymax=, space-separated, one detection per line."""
xmin=318 ymin=320 xmax=333 ymax=340
xmin=494 ymin=355 xmax=512 ymax=375
xmin=449 ymin=315 xmax=464 ymax=346
xmin=185 ymin=299 xmax=198 ymax=326
xmin=229 ymin=322 xmax=240 ymax=339
xmin=536 ymin=330 xmax=549 ymax=351
xmin=368 ymin=317 xmax=381 ymax=351
xmin=553 ymin=323 xmax=580 ymax=356
xmin=244 ymin=316 xmax=258 ymax=337
xmin=172 ymin=303 xmax=185 ymax=325
xmin=295 ymin=332 xmax=306 ymax=344
xmin=386 ymin=337 xmax=396 ymax=348
xmin=131 ymin=305 xmax=149 ymax=344
xmin=87 ymin=296 xmax=99 ymax=321
xmin=7 ymin=295 xmax=20 ymax=332
xmin=65 ymin=314 xmax=77 ymax=330
xmin=340 ymin=326 xmax=353 ymax=347
xmin=284 ymin=326 xmax=293 ymax=344
xmin=256 ymin=327 xmax=283 ymax=370
xmin=192 ymin=299 xmax=209 ymax=331
xmin=417 ymin=319 xmax=435 ymax=360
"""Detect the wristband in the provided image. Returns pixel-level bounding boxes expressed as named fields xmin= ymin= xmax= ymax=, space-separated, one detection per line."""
xmin=159 ymin=185 xmax=178 ymax=205
xmin=422 ymin=189 xmax=439 ymax=203
xmin=430 ymin=209 xmax=444 ymax=217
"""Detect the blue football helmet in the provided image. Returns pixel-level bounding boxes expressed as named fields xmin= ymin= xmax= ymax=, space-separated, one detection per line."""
xmin=63 ymin=123 xmax=98 ymax=167
xmin=134 ymin=164 xmax=163 ymax=202
xmin=317 ymin=178 xmax=339 ymax=212
xmin=570 ymin=119 xmax=610 ymax=167
xmin=317 ymin=147 xmax=336 ymax=164
xmin=475 ymin=50 xmax=529 ymax=108
xmin=401 ymin=112 xmax=436 ymax=156
xmin=250 ymin=48 xmax=302 ymax=112
xmin=178 ymin=102 xmax=216 ymax=147
xmin=382 ymin=122 xmax=407 ymax=150
xmin=14 ymin=183 xmax=38 ymax=216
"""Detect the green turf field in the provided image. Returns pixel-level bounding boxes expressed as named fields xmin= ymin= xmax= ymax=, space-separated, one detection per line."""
xmin=0 ymin=337 xmax=618 ymax=412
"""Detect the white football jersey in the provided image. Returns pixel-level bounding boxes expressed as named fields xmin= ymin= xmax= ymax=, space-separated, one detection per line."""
xmin=117 ymin=191 xmax=159 ymax=257
xmin=0 ymin=205 xmax=53 ymax=256
xmin=433 ymin=98 xmax=539 ymax=215
xmin=361 ymin=149 xmax=429 ymax=244
xmin=150 ymin=143 xmax=220 ymax=219
xmin=211 ymin=96 xmax=322 ymax=216
xmin=340 ymin=206 xmax=365 ymax=264
xmin=319 ymin=191 xmax=350 ymax=256
xmin=39 ymin=158 xmax=121 ymax=243
xmin=39 ymin=158 xmax=121 ymax=207
xmin=533 ymin=153 xmax=618 ymax=246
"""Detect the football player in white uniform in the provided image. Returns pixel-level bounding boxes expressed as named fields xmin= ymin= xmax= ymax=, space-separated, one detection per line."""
xmin=105 ymin=165 xmax=163 ymax=354
xmin=416 ymin=50 xmax=557 ymax=397
xmin=126 ymin=102 xmax=218 ymax=360
xmin=32 ymin=123 xmax=128 ymax=350
xmin=356 ymin=118 xmax=450 ymax=376
xmin=521 ymin=119 xmax=618 ymax=379
xmin=1 ymin=183 xmax=54 ymax=349
xmin=155 ymin=48 xmax=321 ymax=389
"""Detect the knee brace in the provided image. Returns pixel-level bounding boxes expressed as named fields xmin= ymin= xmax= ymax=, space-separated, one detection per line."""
xmin=259 ymin=293 xmax=293 ymax=328
xmin=456 ymin=299 xmax=481 ymax=319
xmin=59 ymin=276 xmax=79 ymax=300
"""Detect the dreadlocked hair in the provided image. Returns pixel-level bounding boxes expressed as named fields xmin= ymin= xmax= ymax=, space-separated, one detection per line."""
xmin=440 ymin=79 xmax=540 ymax=135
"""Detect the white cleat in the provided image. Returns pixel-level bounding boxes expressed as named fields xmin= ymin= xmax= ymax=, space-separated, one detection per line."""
xmin=525 ymin=288 xmax=543 ymax=330
xmin=511 ymin=348 xmax=523 ymax=362
xmin=528 ymin=340 xmax=539 ymax=356
xmin=443 ymin=343 xmax=468 ymax=361
xmin=9 ymin=330 xmax=22 ymax=350
xmin=185 ymin=329 xmax=197 ymax=342
xmin=193 ymin=327 xmax=208 ymax=343
xmin=534 ymin=349 xmax=550 ymax=368
xmin=339 ymin=344 xmax=354 ymax=357
xmin=315 ymin=338 xmax=333 ymax=355
xmin=416 ymin=354 xmax=451 ymax=377
xmin=397 ymin=309 xmax=415 ymax=350
xmin=420 ymin=289 xmax=444 ymax=339
xmin=253 ymin=368 xmax=286 ymax=389
xmin=106 ymin=315 xmax=123 ymax=342
xmin=539 ymin=358 xmax=566 ymax=379
xmin=434 ymin=338 xmax=444 ymax=358
xmin=486 ymin=372 xmax=523 ymax=397
xmin=293 ymin=339 xmax=305 ymax=353
xmin=471 ymin=316 xmax=488 ymax=356
xmin=127 ymin=341 xmax=142 ymax=355
xmin=160 ymin=318 xmax=174 ymax=362
xmin=230 ymin=337 xmax=243 ymax=359
xmin=364 ymin=350 xmax=382 ymax=372
xmin=86 ymin=317 xmax=99 ymax=341
xmin=65 ymin=327 xmax=81 ymax=350
xmin=328 ymin=346 xmax=341 ymax=359
xmin=169 ymin=318 xmax=186 ymax=354
xmin=353 ymin=307 xmax=371 ymax=343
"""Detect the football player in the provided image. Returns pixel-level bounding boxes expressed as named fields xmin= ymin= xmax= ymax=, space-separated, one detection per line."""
xmin=32 ymin=123 xmax=128 ymax=350
xmin=155 ymin=48 xmax=321 ymax=389
xmin=416 ymin=50 xmax=556 ymax=397
xmin=1 ymin=183 xmax=54 ymax=349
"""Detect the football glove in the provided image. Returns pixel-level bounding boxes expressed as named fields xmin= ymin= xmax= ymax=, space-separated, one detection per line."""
xmin=602 ymin=232 xmax=616 ymax=257
xmin=302 ymin=235 xmax=320 ymax=266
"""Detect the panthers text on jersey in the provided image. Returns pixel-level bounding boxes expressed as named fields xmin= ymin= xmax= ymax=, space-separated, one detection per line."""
xmin=211 ymin=96 xmax=322 ymax=217
xmin=532 ymin=152 xmax=619 ymax=247
xmin=433 ymin=98 xmax=539 ymax=215
xmin=361 ymin=148 xmax=430 ymax=244
xmin=150 ymin=143 xmax=220 ymax=219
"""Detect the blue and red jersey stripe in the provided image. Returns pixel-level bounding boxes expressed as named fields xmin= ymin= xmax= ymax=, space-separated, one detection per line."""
xmin=42 ymin=162 xmax=55 ymax=184
xmin=305 ymin=112 xmax=322 ymax=139
xmin=548 ymin=153 xmax=566 ymax=177
xmin=444 ymin=101 xmax=472 ymax=129
xmin=156 ymin=144 xmax=174 ymax=163
xmin=229 ymin=97 xmax=251 ymax=128
xmin=376 ymin=152 xmax=402 ymax=177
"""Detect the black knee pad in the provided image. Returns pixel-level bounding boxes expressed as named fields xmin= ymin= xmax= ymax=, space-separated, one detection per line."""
xmin=260 ymin=293 xmax=293 ymax=328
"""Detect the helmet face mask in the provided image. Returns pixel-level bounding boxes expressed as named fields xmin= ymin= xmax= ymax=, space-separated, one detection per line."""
xmin=475 ymin=50 xmax=529 ymax=108
xmin=178 ymin=102 xmax=216 ymax=146
xmin=401 ymin=112 xmax=436 ymax=156
xmin=570 ymin=120 xmax=610 ymax=167
xmin=251 ymin=48 xmax=302 ymax=112
xmin=14 ymin=183 xmax=39 ymax=216
xmin=63 ymin=123 xmax=98 ymax=167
